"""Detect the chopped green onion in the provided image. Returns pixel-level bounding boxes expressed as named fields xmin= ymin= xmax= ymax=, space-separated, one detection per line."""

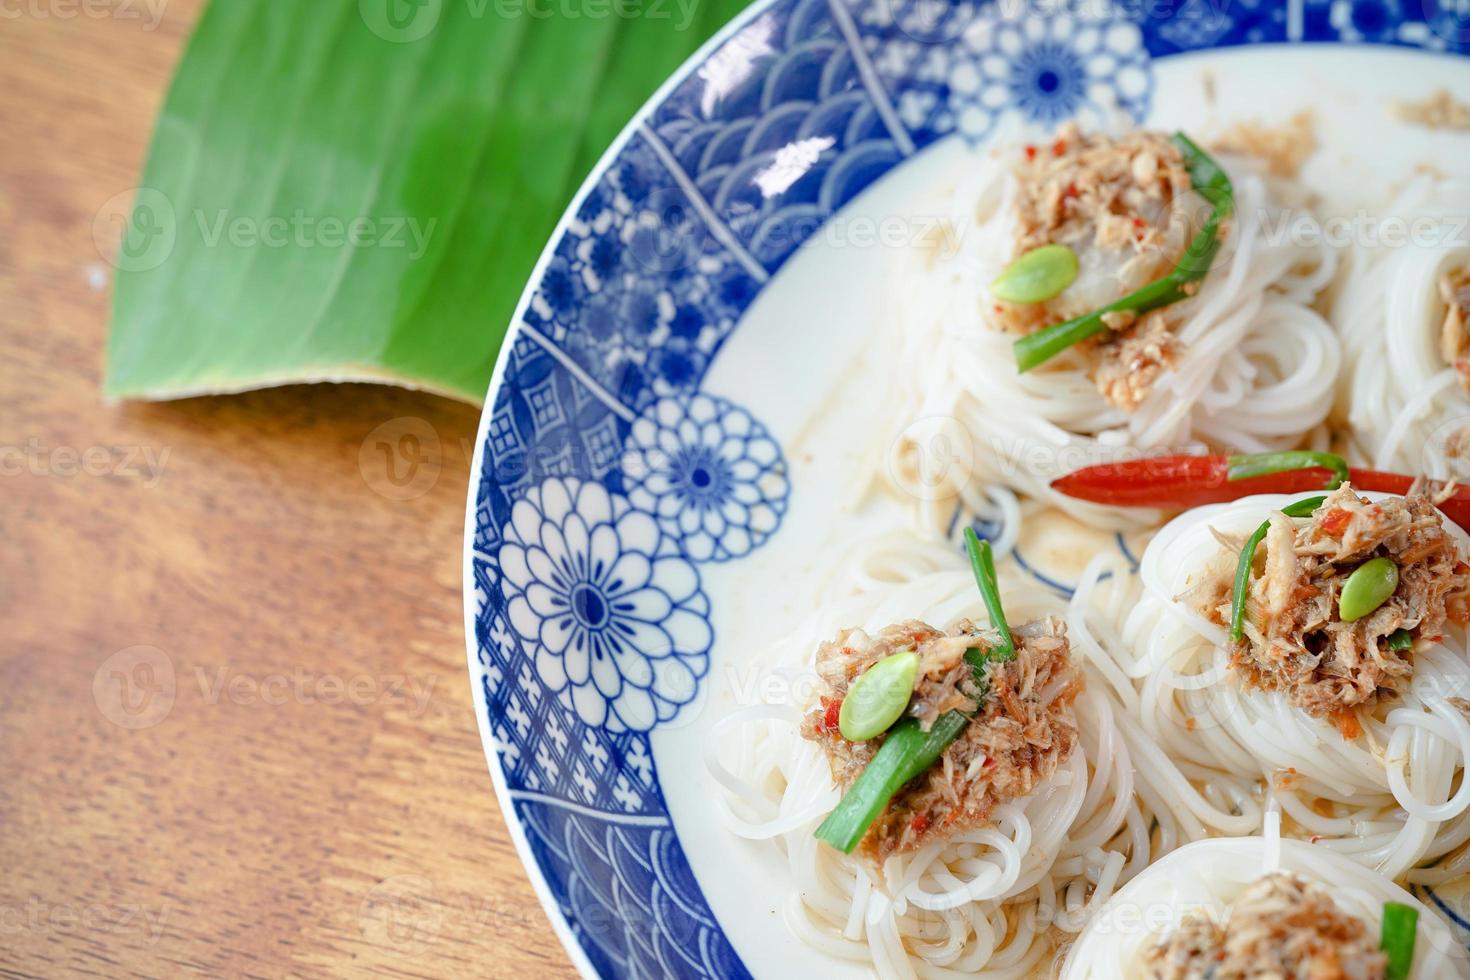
xmin=1013 ymin=133 xmax=1233 ymax=373
xmin=1176 ymin=132 xmax=1233 ymax=214
xmin=965 ymin=527 xmax=1013 ymax=661
xmin=838 ymin=651 xmax=920 ymax=742
xmin=1229 ymin=495 xmax=1326 ymax=643
xmin=1380 ymin=901 xmax=1418 ymax=980
xmin=810 ymin=713 xmax=965 ymax=853
xmin=990 ymin=244 xmax=1079 ymax=304
xmin=1340 ymin=557 xmax=1400 ymax=623
xmin=813 ymin=531 xmax=1012 ymax=853
xmin=1227 ymin=451 xmax=1349 ymax=491
xmin=1388 ymin=628 xmax=1415 ymax=652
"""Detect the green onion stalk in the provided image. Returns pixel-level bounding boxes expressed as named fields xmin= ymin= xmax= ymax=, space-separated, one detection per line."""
xmin=1229 ymin=495 xmax=1326 ymax=643
xmin=1226 ymin=451 xmax=1348 ymax=491
xmin=812 ymin=529 xmax=1013 ymax=854
xmin=1380 ymin=901 xmax=1418 ymax=980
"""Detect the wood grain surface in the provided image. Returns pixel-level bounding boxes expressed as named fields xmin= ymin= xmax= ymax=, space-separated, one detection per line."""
xmin=0 ymin=4 xmax=575 ymax=976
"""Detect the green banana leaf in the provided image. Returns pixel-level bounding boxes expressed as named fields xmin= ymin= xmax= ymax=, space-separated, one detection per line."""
xmin=105 ymin=0 xmax=747 ymax=403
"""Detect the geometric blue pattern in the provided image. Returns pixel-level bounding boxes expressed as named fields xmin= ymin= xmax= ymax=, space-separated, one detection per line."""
xmin=468 ymin=0 xmax=1468 ymax=974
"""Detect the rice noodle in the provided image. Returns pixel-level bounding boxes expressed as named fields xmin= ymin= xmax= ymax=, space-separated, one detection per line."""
xmin=709 ymin=560 xmax=1169 ymax=976
xmin=1062 ymin=836 xmax=1469 ymax=977
xmin=1334 ymin=175 xmax=1470 ymax=477
xmin=1075 ymin=491 xmax=1470 ymax=880
xmin=872 ymin=144 xmax=1339 ymax=531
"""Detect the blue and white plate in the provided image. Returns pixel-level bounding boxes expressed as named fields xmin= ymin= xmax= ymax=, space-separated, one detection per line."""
xmin=463 ymin=2 xmax=1470 ymax=975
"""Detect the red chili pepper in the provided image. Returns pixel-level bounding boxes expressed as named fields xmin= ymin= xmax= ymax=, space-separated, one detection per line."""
xmin=1052 ymin=138 xmax=1067 ymax=156
xmin=1023 ymin=144 xmax=1037 ymax=161
xmin=820 ymin=697 xmax=842 ymax=734
xmin=1050 ymin=455 xmax=1470 ymax=532
xmin=909 ymin=814 xmax=929 ymax=835
xmin=1319 ymin=508 xmax=1352 ymax=536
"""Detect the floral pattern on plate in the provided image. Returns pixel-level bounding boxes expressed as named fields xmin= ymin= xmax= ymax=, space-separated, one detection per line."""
xmin=624 ymin=395 xmax=790 ymax=562
xmin=500 ymin=477 xmax=713 ymax=732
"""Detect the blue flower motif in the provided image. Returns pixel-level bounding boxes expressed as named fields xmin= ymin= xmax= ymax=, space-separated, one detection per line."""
xmin=499 ymin=478 xmax=712 ymax=732
xmin=1330 ymin=0 xmax=1403 ymax=41
xmin=540 ymin=255 xmax=582 ymax=317
xmin=1155 ymin=0 xmax=1236 ymax=49
xmin=626 ymin=187 xmax=703 ymax=276
xmin=715 ymin=266 xmax=758 ymax=310
xmin=618 ymin=282 xmax=664 ymax=336
xmin=865 ymin=1 xmax=1152 ymax=143
xmin=623 ymin=395 xmax=789 ymax=562
xmin=587 ymin=235 xmax=622 ymax=281
xmin=648 ymin=341 xmax=706 ymax=392
xmin=1007 ymin=38 xmax=1088 ymax=124
xmin=957 ymin=10 xmax=1151 ymax=137
xmin=581 ymin=292 xmax=618 ymax=343
xmin=668 ymin=303 xmax=703 ymax=341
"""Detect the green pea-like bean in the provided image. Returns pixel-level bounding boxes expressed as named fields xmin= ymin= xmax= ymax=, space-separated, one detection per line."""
xmin=838 ymin=650 xmax=919 ymax=742
xmin=1339 ymin=557 xmax=1400 ymax=623
xmin=990 ymin=244 xmax=1079 ymax=304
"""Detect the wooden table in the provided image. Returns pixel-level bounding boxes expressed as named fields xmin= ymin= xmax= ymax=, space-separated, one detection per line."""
xmin=0 ymin=5 xmax=574 ymax=975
